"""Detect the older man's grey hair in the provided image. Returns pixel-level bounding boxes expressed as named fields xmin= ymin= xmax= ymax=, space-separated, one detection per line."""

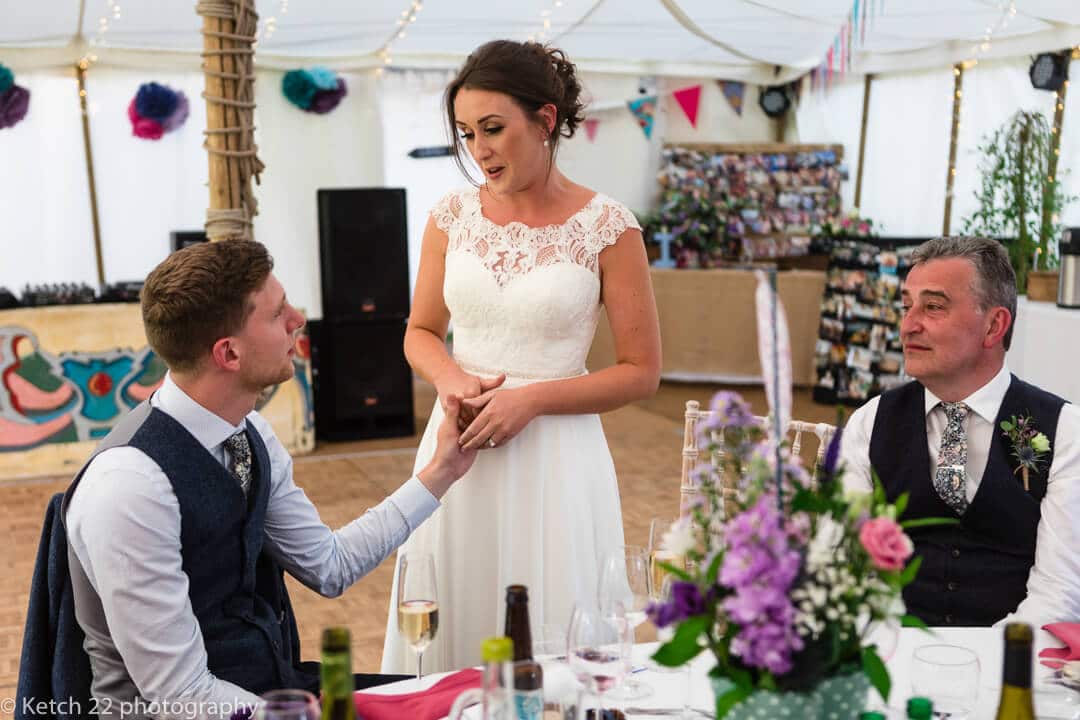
xmin=909 ymin=236 xmax=1017 ymax=350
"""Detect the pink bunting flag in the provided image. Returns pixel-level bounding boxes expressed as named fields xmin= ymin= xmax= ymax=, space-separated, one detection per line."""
xmin=584 ymin=117 xmax=599 ymax=142
xmin=672 ymin=85 xmax=702 ymax=128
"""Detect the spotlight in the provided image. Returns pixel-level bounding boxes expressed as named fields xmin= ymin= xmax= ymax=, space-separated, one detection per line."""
xmin=1030 ymin=52 xmax=1069 ymax=92
xmin=758 ymin=85 xmax=791 ymax=118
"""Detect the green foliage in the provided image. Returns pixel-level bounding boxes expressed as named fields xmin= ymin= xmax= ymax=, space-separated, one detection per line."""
xmin=960 ymin=110 xmax=1077 ymax=292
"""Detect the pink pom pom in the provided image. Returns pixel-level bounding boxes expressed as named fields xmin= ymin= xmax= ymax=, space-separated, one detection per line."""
xmin=128 ymin=98 xmax=164 ymax=140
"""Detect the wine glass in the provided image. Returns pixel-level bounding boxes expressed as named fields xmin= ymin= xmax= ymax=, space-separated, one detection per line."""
xmin=648 ymin=517 xmax=688 ymax=604
xmin=567 ymin=602 xmax=632 ymax=720
xmin=255 ymin=690 xmax=320 ymax=720
xmin=910 ymin=644 xmax=980 ymax=718
xmin=598 ymin=545 xmax=653 ymax=700
xmin=397 ymin=552 xmax=438 ymax=680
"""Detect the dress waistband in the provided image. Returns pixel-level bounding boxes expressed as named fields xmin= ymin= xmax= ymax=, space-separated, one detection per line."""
xmin=456 ymin=358 xmax=587 ymax=382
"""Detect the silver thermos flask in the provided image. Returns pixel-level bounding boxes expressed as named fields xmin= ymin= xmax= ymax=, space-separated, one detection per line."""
xmin=1058 ymin=227 xmax=1080 ymax=308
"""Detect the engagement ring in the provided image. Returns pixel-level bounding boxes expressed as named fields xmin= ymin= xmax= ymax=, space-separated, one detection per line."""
xmin=488 ymin=438 xmax=497 ymax=448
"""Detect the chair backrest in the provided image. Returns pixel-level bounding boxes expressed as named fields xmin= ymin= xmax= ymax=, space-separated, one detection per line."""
xmin=680 ymin=400 xmax=837 ymax=517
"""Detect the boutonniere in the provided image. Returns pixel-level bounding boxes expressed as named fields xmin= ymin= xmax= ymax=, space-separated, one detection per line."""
xmin=1000 ymin=414 xmax=1051 ymax=491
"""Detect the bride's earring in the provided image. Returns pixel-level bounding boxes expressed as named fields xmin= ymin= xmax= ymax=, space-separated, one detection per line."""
xmin=543 ymin=138 xmax=550 ymax=148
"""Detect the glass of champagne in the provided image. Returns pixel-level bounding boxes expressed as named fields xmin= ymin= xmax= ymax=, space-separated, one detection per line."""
xmin=567 ymin=602 xmax=631 ymax=720
xmin=598 ymin=545 xmax=653 ymax=700
xmin=397 ymin=552 xmax=438 ymax=680
xmin=649 ymin=517 xmax=687 ymax=603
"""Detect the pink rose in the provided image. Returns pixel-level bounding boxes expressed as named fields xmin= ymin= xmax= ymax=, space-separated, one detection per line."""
xmin=859 ymin=517 xmax=914 ymax=572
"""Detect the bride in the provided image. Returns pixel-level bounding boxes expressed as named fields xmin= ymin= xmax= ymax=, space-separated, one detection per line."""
xmin=381 ymin=39 xmax=661 ymax=673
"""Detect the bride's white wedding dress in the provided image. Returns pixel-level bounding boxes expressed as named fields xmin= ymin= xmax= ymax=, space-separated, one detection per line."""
xmin=380 ymin=185 xmax=638 ymax=673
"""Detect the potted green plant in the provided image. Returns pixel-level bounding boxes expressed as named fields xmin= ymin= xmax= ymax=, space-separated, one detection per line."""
xmin=960 ymin=109 xmax=1075 ymax=298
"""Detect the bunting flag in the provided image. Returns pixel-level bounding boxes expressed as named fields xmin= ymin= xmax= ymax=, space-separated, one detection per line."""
xmin=718 ymin=80 xmax=746 ymax=116
xmin=627 ymin=95 xmax=657 ymax=139
xmin=584 ymin=117 xmax=599 ymax=142
xmin=672 ymin=85 xmax=702 ymax=128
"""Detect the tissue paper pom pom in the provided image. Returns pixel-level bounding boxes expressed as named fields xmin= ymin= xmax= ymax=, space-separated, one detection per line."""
xmin=0 ymin=65 xmax=13 ymax=95
xmin=128 ymin=98 xmax=164 ymax=139
xmin=134 ymin=82 xmax=178 ymax=121
xmin=0 ymin=85 xmax=30 ymax=130
xmin=161 ymin=91 xmax=189 ymax=132
xmin=309 ymin=77 xmax=347 ymax=114
xmin=282 ymin=70 xmax=318 ymax=110
xmin=307 ymin=66 xmax=339 ymax=91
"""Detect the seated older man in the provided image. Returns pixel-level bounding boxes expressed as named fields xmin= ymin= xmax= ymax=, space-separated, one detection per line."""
xmin=841 ymin=236 xmax=1080 ymax=627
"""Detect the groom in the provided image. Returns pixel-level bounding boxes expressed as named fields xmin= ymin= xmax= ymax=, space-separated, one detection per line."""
xmin=63 ymin=239 xmax=478 ymax=717
xmin=841 ymin=236 xmax=1080 ymax=627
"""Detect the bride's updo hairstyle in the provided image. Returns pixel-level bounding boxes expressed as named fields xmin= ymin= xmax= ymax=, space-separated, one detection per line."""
xmin=445 ymin=40 xmax=586 ymax=179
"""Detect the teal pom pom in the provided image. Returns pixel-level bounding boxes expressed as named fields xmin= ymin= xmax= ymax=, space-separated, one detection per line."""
xmin=307 ymin=66 xmax=339 ymax=91
xmin=0 ymin=65 xmax=13 ymax=95
xmin=282 ymin=70 xmax=318 ymax=109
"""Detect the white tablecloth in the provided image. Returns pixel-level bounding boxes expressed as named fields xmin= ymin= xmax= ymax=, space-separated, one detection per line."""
xmin=1009 ymin=297 xmax=1080 ymax=404
xmin=364 ymin=628 xmax=1080 ymax=719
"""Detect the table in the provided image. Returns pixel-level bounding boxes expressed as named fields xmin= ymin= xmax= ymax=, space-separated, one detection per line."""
xmin=364 ymin=628 xmax=1080 ymax=719
xmin=1009 ymin=297 xmax=1080 ymax=404
xmin=586 ymin=268 xmax=826 ymax=386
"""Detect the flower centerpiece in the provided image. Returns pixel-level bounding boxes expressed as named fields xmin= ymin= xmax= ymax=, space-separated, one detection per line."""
xmin=646 ymin=390 xmax=954 ymax=719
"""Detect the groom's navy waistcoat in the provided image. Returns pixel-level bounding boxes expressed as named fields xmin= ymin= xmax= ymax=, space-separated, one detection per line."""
xmin=868 ymin=375 xmax=1064 ymax=626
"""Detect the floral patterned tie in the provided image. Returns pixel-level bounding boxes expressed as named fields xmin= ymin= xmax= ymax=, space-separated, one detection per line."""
xmin=224 ymin=430 xmax=252 ymax=496
xmin=934 ymin=402 xmax=969 ymax=515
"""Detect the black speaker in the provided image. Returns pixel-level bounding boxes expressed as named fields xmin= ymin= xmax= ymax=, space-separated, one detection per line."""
xmin=308 ymin=319 xmax=415 ymax=441
xmin=171 ymin=230 xmax=208 ymax=252
xmin=317 ymin=188 xmax=410 ymax=321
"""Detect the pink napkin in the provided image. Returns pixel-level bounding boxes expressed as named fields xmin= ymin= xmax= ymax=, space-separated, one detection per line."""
xmin=1039 ymin=622 xmax=1080 ymax=668
xmin=354 ymin=669 xmax=482 ymax=720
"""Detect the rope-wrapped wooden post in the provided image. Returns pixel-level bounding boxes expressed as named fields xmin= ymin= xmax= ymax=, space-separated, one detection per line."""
xmin=197 ymin=0 xmax=264 ymax=241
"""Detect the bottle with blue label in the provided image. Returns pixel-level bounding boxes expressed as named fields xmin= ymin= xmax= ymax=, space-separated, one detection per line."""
xmin=504 ymin=585 xmax=544 ymax=720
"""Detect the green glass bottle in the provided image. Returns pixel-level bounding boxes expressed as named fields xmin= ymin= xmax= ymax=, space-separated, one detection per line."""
xmin=320 ymin=627 xmax=356 ymax=720
xmin=906 ymin=697 xmax=933 ymax=719
xmin=859 ymin=713 xmax=887 ymax=720
xmin=995 ymin=622 xmax=1036 ymax=720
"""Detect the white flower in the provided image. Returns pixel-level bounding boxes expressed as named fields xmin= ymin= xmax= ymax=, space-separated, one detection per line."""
xmin=807 ymin=515 xmax=846 ymax=572
xmin=661 ymin=518 xmax=696 ymax=558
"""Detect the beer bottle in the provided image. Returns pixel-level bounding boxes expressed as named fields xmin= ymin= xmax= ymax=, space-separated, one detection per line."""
xmin=504 ymin=585 xmax=543 ymax=720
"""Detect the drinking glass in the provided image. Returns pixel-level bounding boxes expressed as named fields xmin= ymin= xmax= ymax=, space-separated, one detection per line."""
xmin=598 ymin=545 xmax=653 ymax=700
xmin=255 ymin=690 xmax=320 ymax=720
xmin=567 ymin=603 xmax=631 ymax=720
xmin=910 ymin=644 xmax=980 ymax=718
xmin=648 ymin=517 xmax=687 ymax=601
xmin=397 ymin=552 xmax=438 ymax=680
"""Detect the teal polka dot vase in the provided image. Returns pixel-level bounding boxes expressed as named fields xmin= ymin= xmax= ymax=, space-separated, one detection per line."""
xmin=711 ymin=672 xmax=870 ymax=720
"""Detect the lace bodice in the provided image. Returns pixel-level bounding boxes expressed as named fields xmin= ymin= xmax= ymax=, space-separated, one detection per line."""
xmin=433 ymin=186 xmax=640 ymax=380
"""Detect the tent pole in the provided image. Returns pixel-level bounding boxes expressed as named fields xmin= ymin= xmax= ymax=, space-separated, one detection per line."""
xmin=854 ymin=73 xmax=873 ymax=210
xmin=942 ymin=62 xmax=964 ymax=236
xmin=76 ymin=60 xmax=105 ymax=286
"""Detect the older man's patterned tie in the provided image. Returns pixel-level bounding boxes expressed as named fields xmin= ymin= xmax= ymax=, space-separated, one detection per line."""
xmin=224 ymin=430 xmax=252 ymax=496
xmin=934 ymin=402 xmax=969 ymax=515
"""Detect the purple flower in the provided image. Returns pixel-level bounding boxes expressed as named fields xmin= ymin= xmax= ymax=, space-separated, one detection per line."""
xmin=718 ymin=495 xmax=805 ymax=675
xmin=707 ymin=391 xmax=757 ymax=428
xmin=646 ymin=581 xmax=710 ymax=628
xmin=822 ymin=427 xmax=843 ymax=480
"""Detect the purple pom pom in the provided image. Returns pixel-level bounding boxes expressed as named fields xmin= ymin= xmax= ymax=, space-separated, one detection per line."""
xmin=135 ymin=82 xmax=178 ymax=121
xmin=161 ymin=91 xmax=189 ymax=132
xmin=0 ymin=85 xmax=30 ymax=129
xmin=309 ymin=77 xmax=347 ymax=114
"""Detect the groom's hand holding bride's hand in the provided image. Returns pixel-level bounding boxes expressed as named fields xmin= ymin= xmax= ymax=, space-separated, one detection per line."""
xmin=434 ymin=369 xmax=506 ymax=430
xmin=418 ymin=395 xmax=478 ymax=499
xmin=458 ymin=385 xmax=539 ymax=451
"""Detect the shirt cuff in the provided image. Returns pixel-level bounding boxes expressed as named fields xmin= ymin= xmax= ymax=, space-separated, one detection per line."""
xmin=389 ymin=476 xmax=440 ymax=531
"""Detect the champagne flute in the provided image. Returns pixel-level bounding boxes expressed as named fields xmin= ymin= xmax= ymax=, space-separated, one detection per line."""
xmin=568 ymin=602 xmax=631 ymax=720
xmin=397 ymin=552 xmax=438 ymax=680
xmin=648 ymin=517 xmax=687 ymax=601
xmin=598 ymin=545 xmax=653 ymax=700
